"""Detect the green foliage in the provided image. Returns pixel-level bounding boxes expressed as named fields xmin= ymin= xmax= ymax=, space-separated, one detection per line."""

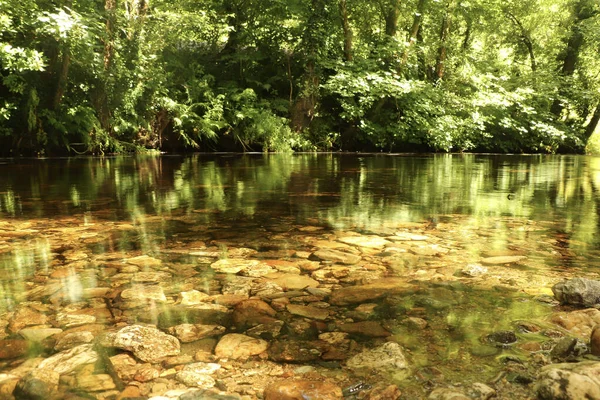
xmin=0 ymin=0 xmax=597 ymax=154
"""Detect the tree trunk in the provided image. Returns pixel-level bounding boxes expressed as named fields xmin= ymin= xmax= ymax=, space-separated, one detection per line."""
xmin=461 ymin=17 xmax=472 ymax=51
xmin=585 ymin=104 xmax=600 ymax=140
xmin=51 ymin=45 xmax=70 ymax=110
xmin=104 ymin=0 xmax=116 ymax=71
xmin=551 ymin=0 xmax=596 ymax=116
xmin=339 ymin=0 xmax=353 ymax=62
xmin=434 ymin=2 xmax=454 ymax=82
xmin=505 ymin=11 xmax=536 ymax=72
xmin=401 ymin=0 xmax=427 ymax=65
xmin=380 ymin=0 xmax=401 ymax=37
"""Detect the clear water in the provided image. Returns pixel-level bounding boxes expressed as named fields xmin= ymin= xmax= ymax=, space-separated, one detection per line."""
xmin=0 ymin=153 xmax=599 ymax=396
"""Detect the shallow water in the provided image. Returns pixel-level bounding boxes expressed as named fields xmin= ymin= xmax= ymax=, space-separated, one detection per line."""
xmin=1 ymin=153 xmax=599 ymax=398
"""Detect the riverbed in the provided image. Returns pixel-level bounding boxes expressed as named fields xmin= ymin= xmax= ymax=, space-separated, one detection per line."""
xmin=0 ymin=153 xmax=599 ymax=399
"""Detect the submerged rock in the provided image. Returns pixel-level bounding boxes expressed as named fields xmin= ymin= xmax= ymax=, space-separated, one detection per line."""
xmin=338 ymin=321 xmax=391 ymax=337
xmin=484 ymin=330 xmax=517 ymax=347
xmin=268 ymin=340 xmax=328 ymax=363
xmin=551 ymin=308 xmax=600 ymax=338
xmin=214 ymin=334 xmax=268 ymax=360
xmin=176 ymin=362 xmax=220 ymax=388
xmin=232 ymin=299 xmax=277 ymax=329
xmin=428 ymin=388 xmax=470 ymax=400
xmin=0 ymin=339 xmax=29 ymax=360
xmin=310 ymin=249 xmax=362 ymax=265
xmin=536 ymin=361 xmax=600 ymax=400
xmin=167 ymin=324 xmax=226 ymax=343
xmin=480 ymin=256 xmax=526 ymax=265
xmin=551 ymin=337 xmax=588 ymax=361
xmin=329 ymin=279 xmax=415 ymax=305
xmin=346 ymin=342 xmax=407 ymax=371
xmin=101 ymin=325 xmax=180 ymax=363
xmin=338 ymin=236 xmax=391 ymax=249
xmin=591 ymin=324 xmax=600 ymax=356
xmin=38 ymin=344 xmax=98 ymax=374
xmin=286 ymin=304 xmax=329 ymax=321
xmin=13 ymin=368 xmax=60 ymax=400
xmin=264 ymin=380 xmax=342 ymax=400
xmin=553 ymin=278 xmax=600 ymax=308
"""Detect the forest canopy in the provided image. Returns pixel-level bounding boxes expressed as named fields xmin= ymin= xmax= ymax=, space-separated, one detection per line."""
xmin=0 ymin=0 xmax=599 ymax=155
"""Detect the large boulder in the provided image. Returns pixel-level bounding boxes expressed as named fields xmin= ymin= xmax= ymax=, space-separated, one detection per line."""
xmin=553 ymin=278 xmax=600 ymax=307
xmin=536 ymin=361 xmax=600 ymax=400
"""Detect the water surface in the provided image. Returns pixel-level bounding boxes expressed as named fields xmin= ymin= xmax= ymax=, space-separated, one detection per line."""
xmin=0 ymin=153 xmax=599 ymax=397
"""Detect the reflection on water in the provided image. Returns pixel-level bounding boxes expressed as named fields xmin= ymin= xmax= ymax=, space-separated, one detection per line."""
xmin=0 ymin=153 xmax=599 ymax=396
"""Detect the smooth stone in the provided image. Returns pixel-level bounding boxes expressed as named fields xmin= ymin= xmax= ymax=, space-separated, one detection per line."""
xmin=102 ymin=325 xmax=180 ymax=363
xmin=553 ymin=278 xmax=600 ymax=307
xmin=468 ymin=383 xmax=496 ymax=400
xmin=232 ymin=299 xmax=277 ymax=329
xmin=109 ymin=353 xmax=138 ymax=381
xmin=306 ymin=287 xmax=331 ymax=297
xmin=9 ymin=307 xmax=49 ymax=333
xmin=393 ymin=232 xmax=429 ymax=241
xmin=38 ymin=344 xmax=98 ymax=374
xmin=338 ymin=236 xmax=391 ymax=249
xmin=167 ymin=324 xmax=226 ymax=343
xmin=551 ymin=337 xmax=588 ymax=361
xmin=429 ymin=388 xmax=470 ymax=400
xmin=54 ymin=331 xmax=95 ymax=351
xmin=346 ymin=342 xmax=407 ymax=371
xmin=310 ymin=249 xmax=362 ymax=265
xmin=132 ymin=271 xmax=172 ymax=283
xmin=221 ymin=277 xmax=254 ymax=296
xmin=338 ymin=321 xmax=391 ymax=337
xmin=175 ymin=372 xmax=216 ymax=388
xmin=264 ymin=380 xmax=342 ymax=400
xmin=175 ymin=362 xmax=220 ymax=389
xmin=460 ymin=264 xmax=488 ymax=277
xmin=0 ymin=340 xmax=29 ymax=360
xmin=265 ymin=273 xmax=319 ymax=290
xmin=13 ymin=368 xmax=59 ymax=400
xmin=157 ymin=306 xmax=231 ymax=329
xmin=551 ymin=308 xmax=600 ymax=338
xmin=125 ymin=255 xmax=162 ymax=267
xmin=480 ymin=256 xmax=526 ymax=265
xmin=210 ymin=259 xmax=267 ymax=274
xmin=409 ymin=244 xmax=449 ymax=256
xmin=19 ymin=328 xmax=63 ymax=343
xmin=76 ymin=373 xmax=116 ymax=391
xmin=56 ymin=313 xmax=97 ymax=328
xmin=179 ymin=290 xmax=210 ymax=306
xmin=120 ymin=285 xmax=167 ymax=302
xmin=246 ymin=321 xmax=285 ymax=340
xmin=129 ymin=363 xmax=159 ymax=382
xmin=536 ymin=361 xmax=600 ymax=400
xmin=214 ymin=334 xmax=268 ymax=360
xmin=286 ymin=304 xmax=329 ymax=321
xmin=403 ymin=317 xmax=428 ymax=330
xmin=329 ymin=279 xmax=415 ymax=305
